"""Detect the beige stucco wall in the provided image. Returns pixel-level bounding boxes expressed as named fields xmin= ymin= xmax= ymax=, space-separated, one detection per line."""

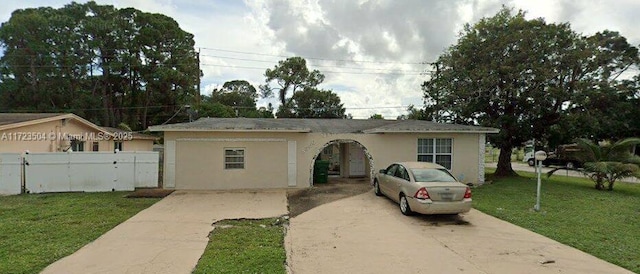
xmin=114 ymin=139 xmax=154 ymax=152
xmin=163 ymin=131 xmax=485 ymax=190
xmin=0 ymin=119 xmax=154 ymax=153
xmin=1 ymin=119 xmax=99 ymax=153
xmin=174 ymin=138 xmax=287 ymax=190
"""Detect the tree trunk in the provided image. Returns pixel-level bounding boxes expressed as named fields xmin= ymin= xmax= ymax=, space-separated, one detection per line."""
xmin=101 ymin=81 xmax=110 ymax=126
xmin=607 ymin=180 xmax=615 ymax=191
xmin=494 ymin=144 xmax=517 ymax=177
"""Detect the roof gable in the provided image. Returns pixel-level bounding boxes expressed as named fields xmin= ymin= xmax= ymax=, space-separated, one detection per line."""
xmin=0 ymin=113 xmax=111 ymax=135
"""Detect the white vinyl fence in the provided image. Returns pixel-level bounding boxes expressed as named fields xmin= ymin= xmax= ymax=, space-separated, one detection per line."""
xmin=0 ymin=153 xmax=22 ymax=195
xmin=0 ymin=151 xmax=158 ymax=195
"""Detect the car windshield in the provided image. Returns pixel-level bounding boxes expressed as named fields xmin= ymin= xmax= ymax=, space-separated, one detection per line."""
xmin=410 ymin=168 xmax=457 ymax=182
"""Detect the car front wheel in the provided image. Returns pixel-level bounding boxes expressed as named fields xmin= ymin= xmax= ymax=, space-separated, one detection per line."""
xmin=566 ymin=162 xmax=575 ymax=169
xmin=399 ymin=195 xmax=413 ymax=216
xmin=374 ymin=180 xmax=382 ymax=196
xmin=527 ymin=159 xmax=535 ymax=166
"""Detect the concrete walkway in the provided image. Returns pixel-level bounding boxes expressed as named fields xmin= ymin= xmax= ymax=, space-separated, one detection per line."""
xmin=42 ymin=190 xmax=288 ymax=274
xmin=487 ymin=162 xmax=639 ymax=183
xmin=286 ymin=191 xmax=633 ymax=274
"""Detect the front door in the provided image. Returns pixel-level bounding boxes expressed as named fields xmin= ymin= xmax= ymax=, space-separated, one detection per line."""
xmin=348 ymin=143 xmax=366 ymax=177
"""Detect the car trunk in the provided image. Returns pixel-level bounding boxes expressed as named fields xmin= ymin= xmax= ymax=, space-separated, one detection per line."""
xmin=419 ymin=182 xmax=467 ymax=202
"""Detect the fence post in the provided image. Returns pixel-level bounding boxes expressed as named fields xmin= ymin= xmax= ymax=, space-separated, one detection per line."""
xmin=22 ymin=151 xmax=29 ymax=194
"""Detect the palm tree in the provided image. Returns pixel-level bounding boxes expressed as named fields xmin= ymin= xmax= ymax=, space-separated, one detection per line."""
xmin=548 ymin=138 xmax=640 ymax=190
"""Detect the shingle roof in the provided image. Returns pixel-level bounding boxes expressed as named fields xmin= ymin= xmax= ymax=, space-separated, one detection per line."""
xmin=148 ymin=118 xmax=499 ymax=134
xmin=0 ymin=113 xmax=65 ymax=127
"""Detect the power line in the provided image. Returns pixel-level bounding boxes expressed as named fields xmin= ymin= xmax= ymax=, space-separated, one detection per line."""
xmin=199 ymin=47 xmax=425 ymax=65
xmin=201 ymin=63 xmax=425 ymax=75
xmin=1 ymin=58 xmax=431 ymax=75
xmin=200 ymin=54 xmax=425 ymax=72
xmin=4 ymin=46 xmax=429 ymax=66
xmin=1 ymin=63 xmax=428 ymax=75
xmin=0 ymin=104 xmax=416 ymax=112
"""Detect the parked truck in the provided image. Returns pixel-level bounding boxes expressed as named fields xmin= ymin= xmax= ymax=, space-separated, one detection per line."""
xmin=541 ymin=144 xmax=583 ymax=169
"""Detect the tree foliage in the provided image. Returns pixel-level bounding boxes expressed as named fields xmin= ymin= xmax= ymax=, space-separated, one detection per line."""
xmin=276 ymin=87 xmax=345 ymax=118
xmin=548 ymin=138 xmax=640 ymax=190
xmin=396 ymin=105 xmax=428 ymax=120
xmin=0 ymin=1 xmax=200 ymax=130
xmin=421 ymin=7 xmax=639 ymax=176
xmin=196 ymin=80 xmax=274 ymax=118
xmin=369 ymin=114 xmax=384 ymax=119
xmin=260 ymin=57 xmax=325 ymax=106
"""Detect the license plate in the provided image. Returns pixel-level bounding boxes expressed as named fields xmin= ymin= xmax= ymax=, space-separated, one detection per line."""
xmin=439 ymin=192 xmax=453 ymax=200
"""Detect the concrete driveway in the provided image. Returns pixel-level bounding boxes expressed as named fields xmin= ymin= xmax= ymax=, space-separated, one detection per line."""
xmin=286 ymin=191 xmax=633 ymax=274
xmin=42 ymin=190 xmax=288 ymax=274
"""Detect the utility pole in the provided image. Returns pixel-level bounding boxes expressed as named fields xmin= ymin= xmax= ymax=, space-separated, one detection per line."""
xmin=196 ymin=48 xmax=201 ymax=104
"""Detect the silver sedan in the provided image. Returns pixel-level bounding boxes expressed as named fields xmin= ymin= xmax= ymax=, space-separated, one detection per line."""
xmin=373 ymin=162 xmax=472 ymax=215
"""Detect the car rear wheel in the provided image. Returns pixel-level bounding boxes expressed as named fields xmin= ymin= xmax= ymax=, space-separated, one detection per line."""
xmin=527 ymin=159 xmax=535 ymax=166
xmin=399 ymin=195 xmax=413 ymax=216
xmin=566 ymin=162 xmax=575 ymax=169
xmin=373 ymin=180 xmax=382 ymax=196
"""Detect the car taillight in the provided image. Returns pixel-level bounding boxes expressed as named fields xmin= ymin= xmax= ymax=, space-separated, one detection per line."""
xmin=414 ymin=187 xmax=430 ymax=200
xmin=464 ymin=187 xmax=472 ymax=199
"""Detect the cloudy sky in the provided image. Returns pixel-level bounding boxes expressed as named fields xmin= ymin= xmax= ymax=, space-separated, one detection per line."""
xmin=2 ymin=0 xmax=639 ymax=118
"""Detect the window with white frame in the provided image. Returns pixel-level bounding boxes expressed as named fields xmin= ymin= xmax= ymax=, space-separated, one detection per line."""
xmin=417 ymin=138 xmax=453 ymax=169
xmin=224 ymin=148 xmax=245 ymax=169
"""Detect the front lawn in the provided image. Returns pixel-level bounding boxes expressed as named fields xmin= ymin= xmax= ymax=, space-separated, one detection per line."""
xmin=0 ymin=192 xmax=159 ymax=274
xmin=473 ymin=170 xmax=640 ymax=272
xmin=193 ymin=218 xmax=287 ymax=274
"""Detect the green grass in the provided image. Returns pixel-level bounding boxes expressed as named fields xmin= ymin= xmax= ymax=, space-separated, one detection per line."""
xmin=473 ymin=170 xmax=640 ymax=272
xmin=193 ymin=218 xmax=287 ymax=274
xmin=0 ymin=192 xmax=159 ymax=274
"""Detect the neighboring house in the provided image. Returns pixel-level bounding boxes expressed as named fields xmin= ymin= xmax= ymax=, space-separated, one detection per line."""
xmin=149 ymin=118 xmax=498 ymax=190
xmin=102 ymin=127 xmax=157 ymax=152
xmin=0 ymin=113 xmax=155 ymax=153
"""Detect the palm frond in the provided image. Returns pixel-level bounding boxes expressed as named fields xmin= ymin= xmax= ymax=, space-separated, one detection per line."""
xmin=609 ymin=138 xmax=640 ymax=161
xmin=575 ymin=138 xmax=599 ymax=162
xmin=546 ymin=166 xmax=582 ymax=178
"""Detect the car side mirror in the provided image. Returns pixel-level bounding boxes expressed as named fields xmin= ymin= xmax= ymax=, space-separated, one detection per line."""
xmin=379 ymin=169 xmax=386 ymax=174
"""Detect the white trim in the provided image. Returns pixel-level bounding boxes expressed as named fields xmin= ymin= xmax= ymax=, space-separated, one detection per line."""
xmin=176 ymin=138 xmax=286 ymax=142
xmin=478 ymin=134 xmax=486 ymax=185
xmin=164 ymin=140 xmax=176 ymax=188
xmin=288 ymin=141 xmax=297 ymax=187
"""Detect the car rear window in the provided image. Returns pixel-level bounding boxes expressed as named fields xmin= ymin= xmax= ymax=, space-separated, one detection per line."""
xmin=410 ymin=168 xmax=457 ymax=182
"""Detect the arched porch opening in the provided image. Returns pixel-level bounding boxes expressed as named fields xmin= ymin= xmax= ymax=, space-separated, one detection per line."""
xmin=309 ymin=139 xmax=374 ymax=186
